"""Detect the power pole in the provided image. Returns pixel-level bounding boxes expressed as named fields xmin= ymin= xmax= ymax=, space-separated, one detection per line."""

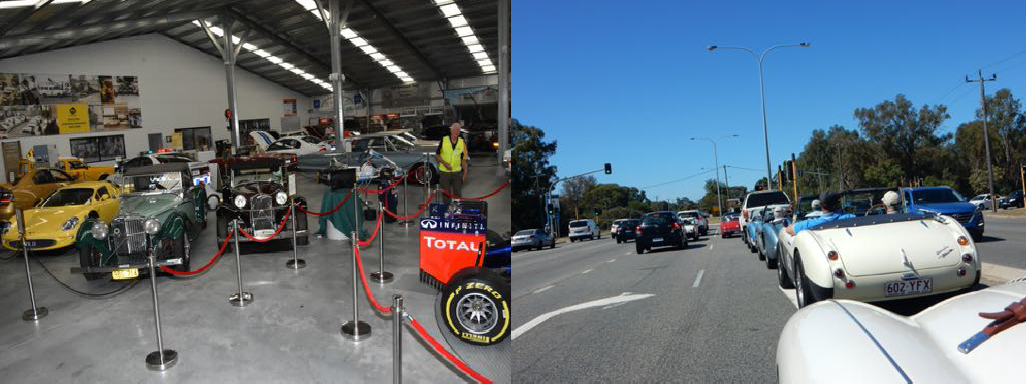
xmin=967 ymin=70 xmax=998 ymax=212
xmin=723 ymin=165 xmax=730 ymax=202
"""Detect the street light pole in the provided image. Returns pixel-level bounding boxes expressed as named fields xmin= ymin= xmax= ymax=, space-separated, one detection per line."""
xmin=691 ymin=135 xmax=738 ymax=217
xmin=967 ymin=70 xmax=998 ymax=212
xmin=708 ymin=43 xmax=810 ymax=188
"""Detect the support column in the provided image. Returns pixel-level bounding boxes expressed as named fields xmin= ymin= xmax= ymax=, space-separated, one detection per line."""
xmin=329 ymin=0 xmax=346 ymax=154
xmin=223 ymin=18 xmax=242 ymax=151
xmin=497 ymin=0 xmax=510 ymax=174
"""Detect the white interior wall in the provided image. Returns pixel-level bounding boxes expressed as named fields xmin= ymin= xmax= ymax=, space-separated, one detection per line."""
xmin=0 ymin=34 xmax=310 ymax=173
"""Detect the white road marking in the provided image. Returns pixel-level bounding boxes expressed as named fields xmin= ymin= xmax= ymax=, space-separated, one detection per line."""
xmin=607 ymin=259 xmax=616 ymax=263
xmin=624 ymin=252 xmax=632 ymax=256
xmin=710 ymin=243 xmax=714 ymax=250
xmin=778 ymin=286 xmax=799 ymax=309
xmin=582 ymin=269 xmax=593 ymax=274
xmin=692 ymin=270 xmax=705 ymax=288
xmin=602 ymin=302 xmax=628 ymax=310
xmin=533 ymin=285 xmax=554 ymax=294
xmin=511 ymin=292 xmax=656 ymax=340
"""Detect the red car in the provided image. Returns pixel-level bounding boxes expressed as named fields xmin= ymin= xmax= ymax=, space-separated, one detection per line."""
xmin=720 ymin=214 xmax=741 ymax=238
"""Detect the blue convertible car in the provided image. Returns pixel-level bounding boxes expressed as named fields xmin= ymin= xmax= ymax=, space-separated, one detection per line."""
xmin=757 ymin=205 xmax=792 ymax=269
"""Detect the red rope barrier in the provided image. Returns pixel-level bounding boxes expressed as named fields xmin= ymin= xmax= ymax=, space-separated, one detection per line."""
xmin=356 ymin=174 xmax=407 ymax=193
xmin=409 ymin=317 xmax=493 ymax=384
xmin=358 ymin=209 xmax=383 ymax=247
xmin=440 ymin=180 xmax=509 ymax=201
xmin=383 ymin=193 xmax=435 ymax=221
xmin=237 ymin=206 xmax=292 ymax=243
xmin=159 ymin=230 xmax=233 ymax=276
xmin=297 ymin=190 xmax=354 ymax=216
xmin=353 ymin=246 xmax=392 ymax=315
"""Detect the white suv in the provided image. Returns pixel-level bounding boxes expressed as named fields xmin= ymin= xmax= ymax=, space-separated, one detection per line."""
xmin=568 ymin=219 xmax=600 ymax=242
xmin=739 ymin=190 xmax=791 ymax=246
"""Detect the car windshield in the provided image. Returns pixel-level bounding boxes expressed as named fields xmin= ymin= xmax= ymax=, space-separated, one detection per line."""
xmin=643 ymin=213 xmax=674 ymax=225
xmin=123 ymin=172 xmax=183 ymax=194
xmin=569 ymin=221 xmax=588 ymax=228
xmin=678 ymin=211 xmax=698 ymax=218
xmin=41 ymin=188 xmax=92 ymax=207
xmin=233 ymin=167 xmax=282 ymax=185
xmin=746 ymin=191 xmax=790 ymax=207
xmin=516 ymin=230 xmax=536 ymax=236
xmin=795 ymin=197 xmax=817 ymax=219
xmin=911 ymin=188 xmax=963 ymax=204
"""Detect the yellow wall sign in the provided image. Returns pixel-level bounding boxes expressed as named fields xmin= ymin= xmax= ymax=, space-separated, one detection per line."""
xmin=56 ymin=103 xmax=91 ymax=134
xmin=171 ymin=132 xmax=183 ymax=150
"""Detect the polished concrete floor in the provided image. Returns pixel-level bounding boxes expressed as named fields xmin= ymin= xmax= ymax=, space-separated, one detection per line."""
xmin=0 ymin=157 xmax=510 ymax=383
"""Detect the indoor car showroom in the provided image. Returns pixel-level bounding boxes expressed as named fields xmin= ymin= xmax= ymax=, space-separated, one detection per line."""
xmin=0 ymin=0 xmax=510 ymax=382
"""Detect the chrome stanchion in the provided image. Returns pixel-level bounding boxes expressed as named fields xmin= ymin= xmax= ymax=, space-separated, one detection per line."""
xmin=286 ymin=198 xmax=305 ymax=269
xmin=393 ymin=294 xmax=403 ymax=384
xmin=145 ymin=250 xmax=177 ymax=371
xmin=341 ymin=231 xmax=371 ymax=341
xmin=16 ymin=208 xmax=47 ymax=321
xmin=228 ymin=219 xmax=253 ymax=306
xmin=371 ymin=201 xmax=393 ymax=284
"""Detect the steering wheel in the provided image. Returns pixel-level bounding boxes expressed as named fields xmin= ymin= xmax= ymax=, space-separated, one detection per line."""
xmin=865 ymin=204 xmax=886 ymax=216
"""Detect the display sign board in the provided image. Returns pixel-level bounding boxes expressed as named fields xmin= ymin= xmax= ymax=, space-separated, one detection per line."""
xmin=56 ymin=103 xmax=90 ymax=134
xmin=283 ymin=98 xmax=297 ymax=116
xmin=171 ymin=132 xmax=183 ymax=150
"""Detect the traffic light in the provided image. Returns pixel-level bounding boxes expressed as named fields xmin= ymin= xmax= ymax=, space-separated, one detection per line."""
xmin=784 ymin=160 xmax=794 ymax=182
xmin=604 ymin=163 xmax=612 ymax=174
xmin=594 ymin=208 xmax=602 ymax=215
xmin=548 ymin=205 xmax=555 ymax=215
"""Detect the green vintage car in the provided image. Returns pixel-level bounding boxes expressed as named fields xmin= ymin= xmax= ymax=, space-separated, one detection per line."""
xmin=77 ymin=163 xmax=207 ymax=281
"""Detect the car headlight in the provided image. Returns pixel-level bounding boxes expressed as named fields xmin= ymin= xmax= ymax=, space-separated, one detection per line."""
xmin=144 ymin=218 xmax=161 ymax=235
xmin=234 ymin=195 xmax=247 ymax=209
xmin=91 ymin=222 xmax=108 ymax=240
xmin=275 ymin=191 xmax=288 ymax=205
xmin=62 ymin=216 xmax=80 ymax=231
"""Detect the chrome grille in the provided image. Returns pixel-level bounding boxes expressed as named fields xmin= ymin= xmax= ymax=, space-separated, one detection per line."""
xmin=250 ymin=194 xmax=275 ymax=232
xmin=110 ymin=217 xmax=146 ymax=255
xmin=950 ymin=213 xmax=973 ymax=224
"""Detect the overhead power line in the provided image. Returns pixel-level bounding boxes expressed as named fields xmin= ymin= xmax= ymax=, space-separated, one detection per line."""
xmin=640 ymin=169 xmax=715 ymax=190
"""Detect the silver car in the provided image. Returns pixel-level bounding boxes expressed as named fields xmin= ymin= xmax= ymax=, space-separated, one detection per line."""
xmin=512 ymin=229 xmax=555 ymax=251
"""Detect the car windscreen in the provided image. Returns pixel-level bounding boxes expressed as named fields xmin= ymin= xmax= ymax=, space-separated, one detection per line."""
xmin=123 ymin=172 xmax=183 ymax=193
xmin=41 ymin=188 xmax=92 ymax=207
xmin=233 ymin=168 xmax=280 ymax=184
xmin=679 ymin=212 xmax=697 ymax=218
xmin=746 ymin=192 xmax=789 ymax=207
xmin=569 ymin=221 xmax=588 ymax=228
xmin=643 ymin=214 xmax=673 ymax=225
xmin=515 ymin=230 xmax=535 ymax=236
xmin=911 ymin=188 xmax=963 ymax=204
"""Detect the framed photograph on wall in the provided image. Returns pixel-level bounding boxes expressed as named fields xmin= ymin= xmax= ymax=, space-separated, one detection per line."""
xmin=70 ymin=134 xmax=125 ymax=163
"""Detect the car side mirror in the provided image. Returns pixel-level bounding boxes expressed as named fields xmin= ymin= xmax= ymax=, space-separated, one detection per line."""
xmin=206 ymin=195 xmax=221 ymax=212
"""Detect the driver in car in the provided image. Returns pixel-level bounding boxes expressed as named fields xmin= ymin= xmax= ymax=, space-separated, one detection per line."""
xmin=785 ymin=191 xmax=855 ymax=235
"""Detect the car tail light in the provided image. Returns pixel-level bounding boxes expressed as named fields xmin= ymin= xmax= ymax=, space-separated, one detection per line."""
xmin=834 ymin=268 xmax=845 ymax=278
xmin=827 ymin=251 xmax=838 ymax=260
xmin=743 ymin=210 xmax=748 ymax=219
xmin=957 ymin=236 xmax=969 ymax=246
xmin=962 ymin=253 xmax=973 ymax=263
xmin=957 ymin=267 xmax=967 ymax=276
xmin=673 ymin=222 xmax=679 ymax=229
xmin=845 ymin=280 xmax=856 ymax=289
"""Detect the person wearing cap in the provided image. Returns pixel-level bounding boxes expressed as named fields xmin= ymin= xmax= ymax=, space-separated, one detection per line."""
xmin=785 ymin=191 xmax=855 ymax=235
xmin=805 ymin=199 xmax=823 ymax=218
xmin=882 ymin=190 xmax=902 ymax=214
xmin=436 ymin=122 xmax=468 ymax=204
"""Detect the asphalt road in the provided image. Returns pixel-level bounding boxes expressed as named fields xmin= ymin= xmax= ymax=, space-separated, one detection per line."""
xmin=512 ymin=216 xmax=1026 ymax=382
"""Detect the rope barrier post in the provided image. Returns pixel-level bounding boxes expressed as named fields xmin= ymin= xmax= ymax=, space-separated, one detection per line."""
xmin=371 ymin=201 xmax=393 ymax=284
xmin=286 ymin=197 xmax=306 ymax=269
xmin=392 ymin=294 xmax=403 ymax=384
xmin=16 ymin=208 xmax=47 ymax=321
xmin=145 ymin=249 xmax=177 ymax=371
xmin=341 ymin=231 xmax=371 ymax=341
xmin=401 ymin=171 xmax=409 ymax=226
xmin=228 ymin=219 xmax=253 ymax=307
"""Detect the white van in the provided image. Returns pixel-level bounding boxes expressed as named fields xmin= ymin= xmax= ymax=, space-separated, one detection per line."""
xmin=568 ymin=219 xmax=600 ymax=242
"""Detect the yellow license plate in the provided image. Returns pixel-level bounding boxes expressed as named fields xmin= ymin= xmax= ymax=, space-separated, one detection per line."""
xmin=112 ymin=268 xmax=139 ymax=280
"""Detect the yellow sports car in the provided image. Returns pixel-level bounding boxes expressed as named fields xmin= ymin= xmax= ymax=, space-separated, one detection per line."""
xmin=2 ymin=181 xmax=120 ymax=251
xmin=0 ymin=168 xmax=79 ymax=221
xmin=55 ymin=157 xmax=116 ymax=181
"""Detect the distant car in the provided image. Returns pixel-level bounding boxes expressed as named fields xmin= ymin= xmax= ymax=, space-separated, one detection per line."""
xmin=677 ymin=210 xmax=708 ymax=235
xmin=55 ymin=156 xmax=115 ymax=181
xmin=744 ymin=208 xmax=766 ymax=254
xmin=777 ymin=280 xmax=1026 ymax=383
xmin=740 ymin=190 xmax=791 ymax=247
xmin=635 ymin=211 xmax=686 ymax=254
xmin=611 ymin=218 xmax=630 ymax=241
xmin=776 ymin=188 xmax=980 ymax=308
xmin=999 ymin=190 xmax=1024 ymax=209
xmin=757 ymin=205 xmax=791 ymax=269
xmin=904 ymin=186 xmax=984 ymax=241
xmin=969 ymin=193 xmax=998 ymax=210
xmin=512 ymin=228 xmax=555 ymax=251
xmin=720 ymin=214 xmax=741 ymax=238
xmin=680 ymin=217 xmax=699 ymax=241
xmin=568 ymin=219 xmax=600 ymax=242
xmin=614 ymin=219 xmax=639 ymax=243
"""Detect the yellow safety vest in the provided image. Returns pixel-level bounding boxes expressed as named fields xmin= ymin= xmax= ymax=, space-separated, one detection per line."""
xmin=439 ymin=136 xmax=466 ymax=173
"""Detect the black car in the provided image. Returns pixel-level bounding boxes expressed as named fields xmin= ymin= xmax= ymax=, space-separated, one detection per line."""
xmin=1000 ymin=190 xmax=1024 ymax=209
xmin=615 ymin=219 xmax=639 ymax=243
xmin=635 ymin=211 xmax=686 ymax=254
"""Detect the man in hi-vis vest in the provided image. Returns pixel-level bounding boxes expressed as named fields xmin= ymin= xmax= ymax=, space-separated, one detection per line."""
xmin=435 ymin=122 xmax=468 ymax=204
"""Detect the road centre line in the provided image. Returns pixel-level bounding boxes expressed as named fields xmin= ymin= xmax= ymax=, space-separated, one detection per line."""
xmin=511 ymin=293 xmax=656 ymax=340
xmin=607 ymin=259 xmax=616 ymax=263
xmin=692 ymin=270 xmax=705 ymax=287
xmin=533 ymin=285 xmax=554 ymax=294
xmin=582 ymin=269 xmax=593 ymax=274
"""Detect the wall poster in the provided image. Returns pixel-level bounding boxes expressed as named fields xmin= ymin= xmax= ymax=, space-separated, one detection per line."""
xmin=0 ymin=73 xmax=142 ymax=140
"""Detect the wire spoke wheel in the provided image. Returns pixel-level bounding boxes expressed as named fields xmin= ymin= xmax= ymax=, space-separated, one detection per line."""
xmin=456 ymin=292 xmax=498 ymax=334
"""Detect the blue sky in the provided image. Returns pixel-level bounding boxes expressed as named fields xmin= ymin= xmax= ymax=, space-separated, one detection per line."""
xmin=512 ymin=0 xmax=1026 ymax=202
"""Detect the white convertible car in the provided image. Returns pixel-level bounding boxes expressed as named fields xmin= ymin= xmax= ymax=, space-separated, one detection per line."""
xmin=776 ymin=188 xmax=981 ymax=307
xmin=777 ymin=279 xmax=1026 ymax=383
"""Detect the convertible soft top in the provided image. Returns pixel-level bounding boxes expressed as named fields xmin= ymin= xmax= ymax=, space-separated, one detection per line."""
xmin=123 ymin=162 xmax=190 ymax=176
xmin=809 ymin=212 xmax=934 ymax=230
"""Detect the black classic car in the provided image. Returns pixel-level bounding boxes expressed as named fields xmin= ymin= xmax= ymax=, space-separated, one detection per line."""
xmin=210 ymin=156 xmax=308 ymax=251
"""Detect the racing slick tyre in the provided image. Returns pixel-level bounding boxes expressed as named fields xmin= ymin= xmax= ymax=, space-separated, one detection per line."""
xmin=78 ymin=244 xmax=104 ymax=281
xmin=775 ymin=246 xmax=792 ymax=287
xmin=794 ymin=256 xmax=818 ymax=308
xmin=636 ymin=243 xmax=645 ymax=254
xmin=441 ymin=270 xmax=511 ymax=345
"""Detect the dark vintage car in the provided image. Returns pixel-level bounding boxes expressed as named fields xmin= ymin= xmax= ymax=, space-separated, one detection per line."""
xmin=210 ymin=157 xmax=309 ymax=251
xmin=635 ymin=211 xmax=686 ymax=254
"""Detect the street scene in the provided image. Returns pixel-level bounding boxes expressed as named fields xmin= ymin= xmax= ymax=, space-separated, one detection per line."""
xmin=512 ymin=1 xmax=1026 ymax=382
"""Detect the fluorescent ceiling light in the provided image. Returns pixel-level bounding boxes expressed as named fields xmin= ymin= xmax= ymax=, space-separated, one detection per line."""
xmin=386 ymin=65 xmax=401 ymax=73
xmin=447 ymin=15 xmax=468 ymax=28
xmin=242 ymin=43 xmax=257 ymax=50
xmin=370 ymin=53 xmax=386 ymax=61
xmin=252 ymin=49 xmax=271 ymax=58
xmin=461 ymin=36 xmax=479 ymax=45
xmin=302 ymin=73 xmax=315 ymax=80
xmin=289 ymin=68 xmax=304 ymax=75
xmin=379 ymin=59 xmax=394 ymax=67
xmin=477 ymin=58 xmax=493 ymax=66
xmin=350 ymin=37 xmax=368 ymax=47
xmin=472 ymin=52 xmax=488 ymax=60
xmin=295 ymin=0 xmax=316 ymax=9
xmin=395 ymin=71 xmax=410 ymax=78
xmin=481 ymin=65 xmax=496 ymax=73
xmin=340 ymin=28 xmax=358 ymax=39
xmin=267 ymin=56 xmax=284 ymax=64
xmin=455 ymin=26 xmax=473 ymax=37
xmin=433 ymin=0 xmax=453 ymax=5
xmin=439 ymin=3 xmax=460 ymax=17
xmin=467 ymin=44 xmax=484 ymax=53
xmin=279 ymin=62 xmax=295 ymax=70
xmin=359 ymin=45 xmax=378 ymax=54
